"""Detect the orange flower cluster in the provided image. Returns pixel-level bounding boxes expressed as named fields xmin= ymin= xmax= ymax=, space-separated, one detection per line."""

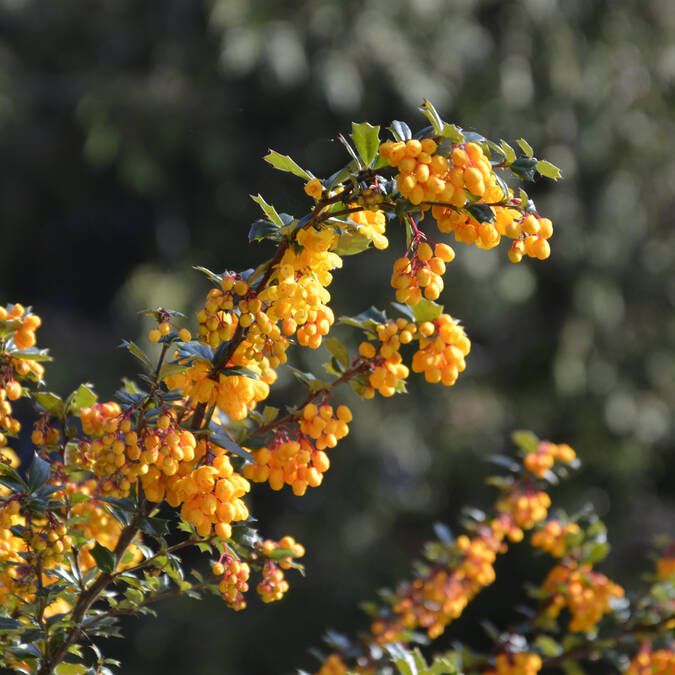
xmin=484 ymin=653 xmax=542 ymax=675
xmin=523 ymin=441 xmax=576 ymax=478
xmin=0 ymin=305 xmax=45 ymax=450
xmin=531 ymin=520 xmax=580 ymax=558
xmin=542 ymin=561 xmax=624 ymax=633
xmin=626 ymin=644 xmax=675 ymax=675
xmin=212 ymin=553 xmax=250 ymax=611
xmin=243 ymin=403 xmax=351 ymax=496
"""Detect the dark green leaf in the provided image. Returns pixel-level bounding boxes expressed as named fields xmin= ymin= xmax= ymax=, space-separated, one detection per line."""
xmin=90 ymin=543 xmax=115 ymax=574
xmin=140 ymin=517 xmax=169 ymax=539
xmin=510 ymin=157 xmax=538 ymax=181
xmin=0 ymin=616 xmax=20 ymax=630
xmin=174 ymin=341 xmax=214 ymax=365
xmin=28 ymin=454 xmax=51 ymax=492
xmin=465 ymin=203 xmax=495 ymax=223
xmin=248 ymin=219 xmax=282 ymax=243
xmin=390 ymin=302 xmax=416 ymax=322
xmin=207 ymin=423 xmax=253 ymax=462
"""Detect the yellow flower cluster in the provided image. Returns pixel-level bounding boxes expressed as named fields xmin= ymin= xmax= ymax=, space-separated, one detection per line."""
xmin=360 ymin=319 xmax=412 ymax=398
xmin=542 ymin=561 xmax=624 ymax=633
xmin=349 ymin=207 xmax=389 ymax=250
xmin=412 ymin=314 xmax=470 ymax=386
xmin=531 ymin=520 xmax=581 ymax=558
xmin=358 ymin=314 xmax=470 ymax=397
xmin=259 ymin=226 xmax=343 ymax=350
xmin=484 ymin=653 xmax=542 ymax=675
xmin=165 ymin=359 xmax=271 ymax=422
xmin=390 ymin=241 xmax=455 ymax=305
xmin=167 ymin=453 xmax=250 ymax=539
xmin=626 ymin=645 xmax=675 ymax=675
xmin=380 ymin=138 xmax=493 ymax=207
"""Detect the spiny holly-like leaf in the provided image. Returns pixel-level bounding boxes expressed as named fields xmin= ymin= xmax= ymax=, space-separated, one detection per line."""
xmin=512 ymin=429 xmax=539 ymax=454
xmin=389 ymin=120 xmax=412 ymax=142
xmin=28 ymin=454 xmax=51 ymax=492
xmin=207 ymin=422 xmax=253 ymax=463
xmin=418 ymin=99 xmax=443 ymax=135
xmin=441 ymin=123 xmax=464 ymax=144
xmin=68 ymin=383 xmax=97 ymax=414
xmin=119 ymin=340 xmax=154 ymax=372
xmin=33 ymin=391 xmax=65 ymax=417
xmin=509 ymin=157 xmax=538 ymax=181
xmin=250 ymin=194 xmax=285 ymax=227
xmin=324 ymin=337 xmax=349 ymax=368
xmin=351 ymin=122 xmax=381 ymax=167
xmin=499 ymin=140 xmax=516 ymax=165
xmin=516 ymin=138 xmax=534 ymax=158
xmin=9 ymin=346 xmax=51 ymax=362
xmin=333 ymin=231 xmax=372 ymax=256
xmin=286 ymin=365 xmax=327 ymax=393
xmin=390 ymin=302 xmax=416 ymax=322
xmin=264 ymin=149 xmax=313 ymax=180
xmin=262 ymin=406 xmax=279 ymax=425
xmin=536 ymin=159 xmax=563 ymax=180
xmin=248 ymin=220 xmax=282 ymax=243
xmin=412 ymin=299 xmax=443 ymax=323
xmin=173 ymin=341 xmax=214 ymax=365
xmin=192 ymin=265 xmax=224 ymax=285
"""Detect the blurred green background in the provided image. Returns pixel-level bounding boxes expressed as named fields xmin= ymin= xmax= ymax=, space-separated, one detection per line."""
xmin=1 ymin=0 xmax=674 ymax=672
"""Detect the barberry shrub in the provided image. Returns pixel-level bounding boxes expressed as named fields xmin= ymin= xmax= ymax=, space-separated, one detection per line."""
xmin=0 ymin=102 xmax=671 ymax=674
